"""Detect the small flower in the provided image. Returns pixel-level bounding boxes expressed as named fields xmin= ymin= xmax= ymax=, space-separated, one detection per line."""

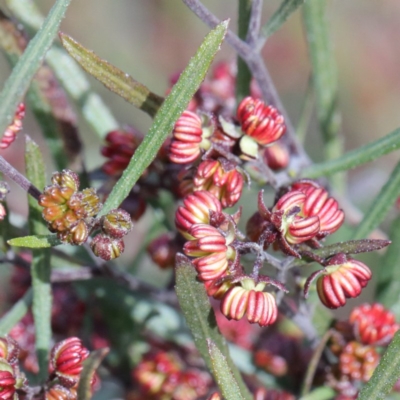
xmin=253 ymin=387 xmax=296 ymax=400
xmin=0 ymin=204 xmax=6 ymax=222
xmin=237 ymin=97 xmax=286 ymax=146
xmin=101 ymin=128 xmax=142 ymax=176
xmin=293 ymin=181 xmax=344 ymax=239
xmin=51 ymin=337 xmax=90 ymax=388
xmin=315 ymin=254 xmax=372 ymax=309
xmin=263 ymin=142 xmax=289 ymax=170
xmin=220 ymin=278 xmax=278 ymax=327
xmin=90 ymin=234 xmax=125 ymax=261
xmin=272 ymin=190 xmax=320 ymax=245
xmin=45 ymin=385 xmax=73 ymax=400
xmin=147 ymin=233 xmax=180 ymax=269
xmin=193 ymin=159 xmax=244 ymax=208
xmin=175 ymin=191 xmax=222 ymax=239
xmin=57 ymin=220 xmax=89 ymax=246
xmin=349 ymin=303 xmax=400 ymax=346
xmin=101 ymin=209 xmax=133 ymax=239
xmin=184 ymin=224 xmax=234 ymax=281
xmin=339 ymin=341 xmax=379 ymax=383
xmin=0 ymin=359 xmax=19 ymax=400
xmin=169 ymin=111 xmax=209 ymax=164
xmin=0 ymin=103 xmax=25 ymax=150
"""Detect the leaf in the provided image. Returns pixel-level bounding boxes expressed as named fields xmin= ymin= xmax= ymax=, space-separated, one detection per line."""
xmin=236 ymin=0 xmax=252 ymax=102
xmin=357 ymin=330 xmax=400 ymax=400
xmin=0 ymin=288 xmax=32 ymax=335
xmin=7 ymin=234 xmax=61 ymax=248
xmin=376 ymin=216 xmax=400 ymax=313
xmin=301 ymin=128 xmax=400 ymax=178
xmin=293 ymin=239 xmax=391 ymax=266
xmin=98 ymin=20 xmax=229 ymax=217
xmin=4 ymin=0 xmax=119 ymax=138
xmin=207 ymin=339 xmax=246 ymax=400
xmin=260 ymin=0 xmax=305 ymax=42
xmin=303 ymin=0 xmax=342 ymax=188
xmin=353 ymin=160 xmax=400 ymax=240
xmin=0 ymin=12 xmax=74 ymax=169
xmin=77 ymin=348 xmax=109 ymax=400
xmin=0 ymin=0 xmax=71 ymax=138
xmin=25 ymin=136 xmax=52 ymax=382
xmin=60 ymin=33 xmax=164 ymax=118
xmin=175 ymin=254 xmax=252 ymax=400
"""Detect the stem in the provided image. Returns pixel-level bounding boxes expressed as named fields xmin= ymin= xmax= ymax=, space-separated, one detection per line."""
xmin=0 ymin=156 xmax=41 ymax=199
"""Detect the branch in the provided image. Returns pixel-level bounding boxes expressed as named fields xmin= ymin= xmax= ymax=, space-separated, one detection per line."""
xmin=246 ymin=0 xmax=263 ymax=46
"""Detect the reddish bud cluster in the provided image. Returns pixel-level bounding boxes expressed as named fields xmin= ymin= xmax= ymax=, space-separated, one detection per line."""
xmin=132 ymin=351 xmax=211 ymax=400
xmin=349 ymin=303 xmax=399 ymax=345
xmin=0 ymin=103 xmax=25 ymax=150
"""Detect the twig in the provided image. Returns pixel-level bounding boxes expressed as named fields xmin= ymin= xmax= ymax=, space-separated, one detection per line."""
xmin=0 ymin=156 xmax=41 ymax=199
xmin=182 ymin=0 xmax=310 ymax=169
xmin=246 ymin=0 xmax=263 ymax=46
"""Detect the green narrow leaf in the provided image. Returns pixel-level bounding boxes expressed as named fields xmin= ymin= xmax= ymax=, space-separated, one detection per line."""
xmin=0 ymin=288 xmax=32 ymax=335
xmin=353 ymin=160 xmax=400 ymax=240
xmin=0 ymin=13 xmax=70 ymax=169
xmin=300 ymin=387 xmax=336 ymax=400
xmin=59 ymin=33 xmax=164 ymax=118
xmin=236 ymin=0 xmax=252 ymax=102
xmin=303 ymin=0 xmax=343 ymax=189
xmin=25 ymin=136 xmax=52 ymax=382
xmin=301 ymin=128 xmax=400 ymax=179
xmin=357 ymin=330 xmax=400 ymax=400
xmin=77 ymin=348 xmax=109 ymax=400
xmin=4 ymin=0 xmax=119 ymax=138
xmin=207 ymin=339 xmax=245 ymax=400
xmin=8 ymin=234 xmax=61 ymax=248
xmin=376 ymin=216 xmax=400 ymax=313
xmin=293 ymin=239 xmax=391 ymax=267
xmin=260 ymin=0 xmax=305 ymax=42
xmin=0 ymin=0 xmax=71 ymax=137
xmin=175 ymin=255 xmax=252 ymax=400
xmin=98 ymin=20 xmax=228 ymax=217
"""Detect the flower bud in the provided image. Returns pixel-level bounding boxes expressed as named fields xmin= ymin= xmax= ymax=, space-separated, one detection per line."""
xmin=0 ymin=204 xmax=6 ymax=222
xmin=51 ymin=170 xmax=80 ymax=192
xmin=0 ymin=359 xmax=17 ymax=399
xmin=221 ymin=278 xmax=278 ymax=327
xmin=175 ymin=191 xmax=222 ymax=239
xmin=169 ymin=111 xmax=204 ymax=164
xmin=254 ymin=349 xmax=288 ymax=377
xmin=316 ymin=254 xmax=372 ymax=309
xmin=147 ymin=233 xmax=179 ymax=269
xmin=91 ymin=234 xmax=125 ymax=261
xmin=51 ymin=337 xmax=90 ymax=388
xmin=0 ymin=337 xmax=19 ymax=365
xmin=79 ymin=188 xmax=102 ymax=218
xmin=193 ymin=160 xmax=244 ymax=208
xmin=0 ymin=103 xmax=25 ymax=149
xmin=237 ymin=97 xmax=286 ymax=146
xmin=101 ymin=209 xmax=133 ymax=239
xmin=184 ymin=224 xmax=233 ymax=282
xmin=45 ymin=385 xmax=73 ymax=400
xmin=263 ymin=142 xmax=289 ymax=170
xmin=58 ymin=220 xmax=89 ymax=245
xmin=272 ymin=191 xmax=320 ymax=244
xmin=349 ymin=303 xmax=400 ymax=346
xmin=339 ymin=341 xmax=379 ymax=382
xmin=0 ymin=182 xmax=10 ymax=201
xmin=101 ymin=128 xmax=142 ymax=176
xmin=203 ymin=276 xmax=233 ymax=299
